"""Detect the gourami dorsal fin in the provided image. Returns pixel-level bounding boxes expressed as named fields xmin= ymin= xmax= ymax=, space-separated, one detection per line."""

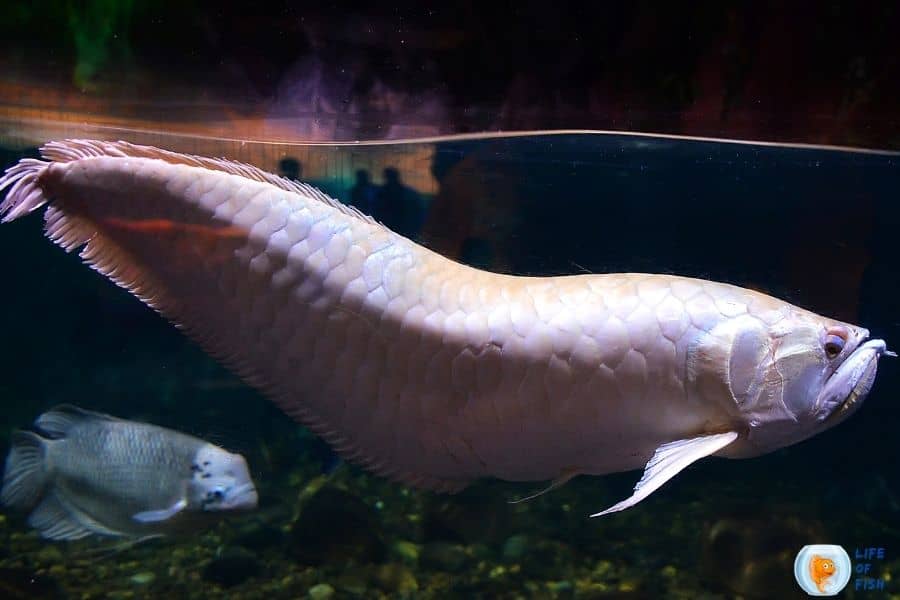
xmin=34 ymin=404 xmax=118 ymax=438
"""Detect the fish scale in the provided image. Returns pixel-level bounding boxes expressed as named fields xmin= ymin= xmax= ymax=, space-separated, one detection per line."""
xmin=0 ymin=140 xmax=888 ymax=514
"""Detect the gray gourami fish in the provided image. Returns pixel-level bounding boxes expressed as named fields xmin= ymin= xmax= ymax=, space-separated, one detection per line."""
xmin=0 ymin=140 xmax=891 ymax=517
xmin=1 ymin=404 xmax=258 ymax=540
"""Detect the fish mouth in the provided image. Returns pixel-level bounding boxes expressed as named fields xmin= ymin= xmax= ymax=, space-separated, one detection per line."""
xmin=222 ymin=483 xmax=259 ymax=510
xmin=817 ymin=338 xmax=891 ymax=425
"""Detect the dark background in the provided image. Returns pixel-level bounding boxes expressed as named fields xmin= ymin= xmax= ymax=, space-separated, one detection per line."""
xmin=0 ymin=1 xmax=898 ymax=147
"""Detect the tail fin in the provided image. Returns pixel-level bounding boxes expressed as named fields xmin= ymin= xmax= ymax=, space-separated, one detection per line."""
xmin=1 ymin=431 xmax=49 ymax=509
xmin=0 ymin=158 xmax=51 ymax=223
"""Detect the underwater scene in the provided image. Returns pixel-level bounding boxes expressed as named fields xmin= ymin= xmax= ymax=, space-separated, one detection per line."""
xmin=0 ymin=131 xmax=897 ymax=600
xmin=1 ymin=2 xmax=899 ymax=599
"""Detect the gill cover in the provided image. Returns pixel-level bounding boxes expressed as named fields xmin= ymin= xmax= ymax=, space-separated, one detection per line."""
xmin=686 ymin=313 xmax=834 ymax=454
xmin=687 ymin=314 xmax=773 ymax=420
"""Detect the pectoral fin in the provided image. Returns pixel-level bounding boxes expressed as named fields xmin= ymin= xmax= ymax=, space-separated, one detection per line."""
xmin=590 ymin=431 xmax=739 ymax=518
xmin=132 ymin=498 xmax=187 ymax=523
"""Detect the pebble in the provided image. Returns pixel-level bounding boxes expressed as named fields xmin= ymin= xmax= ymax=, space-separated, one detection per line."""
xmin=334 ymin=568 xmax=369 ymax=596
xmin=593 ymin=560 xmax=614 ymax=578
xmin=547 ymin=580 xmax=573 ymax=593
xmin=390 ymin=540 xmax=421 ymax=565
xmin=420 ymin=542 xmax=468 ymax=573
xmin=130 ymin=572 xmax=155 ymax=585
xmin=502 ymin=534 xmax=529 ymax=561
xmin=47 ymin=564 xmax=65 ymax=578
xmin=202 ymin=547 xmax=262 ymax=587
xmin=308 ymin=583 xmax=335 ymax=600
xmin=35 ymin=546 xmax=62 ymax=564
xmin=373 ymin=563 xmax=419 ymax=594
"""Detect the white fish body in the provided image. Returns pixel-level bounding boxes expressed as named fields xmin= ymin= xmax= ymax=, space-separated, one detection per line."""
xmin=0 ymin=404 xmax=258 ymax=540
xmin=0 ymin=140 xmax=889 ymax=515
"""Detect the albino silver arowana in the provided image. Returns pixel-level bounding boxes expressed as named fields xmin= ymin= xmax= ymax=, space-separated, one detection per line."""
xmin=0 ymin=140 xmax=891 ymax=516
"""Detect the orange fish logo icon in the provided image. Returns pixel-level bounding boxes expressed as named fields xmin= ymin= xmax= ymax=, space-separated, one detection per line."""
xmin=809 ymin=555 xmax=837 ymax=593
xmin=794 ymin=545 xmax=851 ymax=596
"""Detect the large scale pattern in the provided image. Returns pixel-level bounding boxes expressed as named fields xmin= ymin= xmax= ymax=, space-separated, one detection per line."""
xmin=0 ymin=140 xmax=858 ymax=493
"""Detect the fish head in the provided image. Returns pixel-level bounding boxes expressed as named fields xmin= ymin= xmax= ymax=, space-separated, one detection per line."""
xmin=689 ymin=308 xmax=890 ymax=456
xmin=817 ymin=558 xmax=836 ymax=575
xmin=187 ymin=444 xmax=259 ymax=513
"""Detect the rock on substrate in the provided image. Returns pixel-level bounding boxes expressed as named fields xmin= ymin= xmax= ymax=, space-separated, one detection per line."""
xmin=202 ymin=547 xmax=262 ymax=588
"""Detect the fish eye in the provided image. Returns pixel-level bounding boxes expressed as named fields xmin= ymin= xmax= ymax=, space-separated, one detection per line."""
xmin=824 ymin=328 xmax=848 ymax=358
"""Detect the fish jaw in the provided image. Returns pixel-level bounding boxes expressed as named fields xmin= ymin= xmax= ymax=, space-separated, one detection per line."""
xmin=816 ymin=338 xmax=887 ymax=426
xmin=220 ymin=482 xmax=259 ymax=511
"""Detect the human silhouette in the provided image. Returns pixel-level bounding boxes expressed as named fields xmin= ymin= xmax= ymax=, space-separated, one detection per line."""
xmin=349 ymin=169 xmax=377 ymax=216
xmin=373 ymin=167 xmax=423 ymax=238
xmin=278 ymin=157 xmax=302 ymax=181
xmin=419 ymin=144 xmax=520 ymax=272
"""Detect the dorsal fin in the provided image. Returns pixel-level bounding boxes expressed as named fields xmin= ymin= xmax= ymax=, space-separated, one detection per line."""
xmin=34 ymin=404 xmax=118 ymax=438
xmin=38 ymin=139 xmax=379 ymax=225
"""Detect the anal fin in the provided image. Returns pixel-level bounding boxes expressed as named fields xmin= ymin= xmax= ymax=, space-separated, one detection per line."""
xmin=28 ymin=492 xmax=123 ymax=540
xmin=590 ymin=431 xmax=739 ymax=517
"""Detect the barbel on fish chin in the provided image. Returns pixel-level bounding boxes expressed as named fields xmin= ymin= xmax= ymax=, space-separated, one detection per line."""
xmin=0 ymin=404 xmax=258 ymax=540
xmin=0 ymin=140 xmax=891 ymax=517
